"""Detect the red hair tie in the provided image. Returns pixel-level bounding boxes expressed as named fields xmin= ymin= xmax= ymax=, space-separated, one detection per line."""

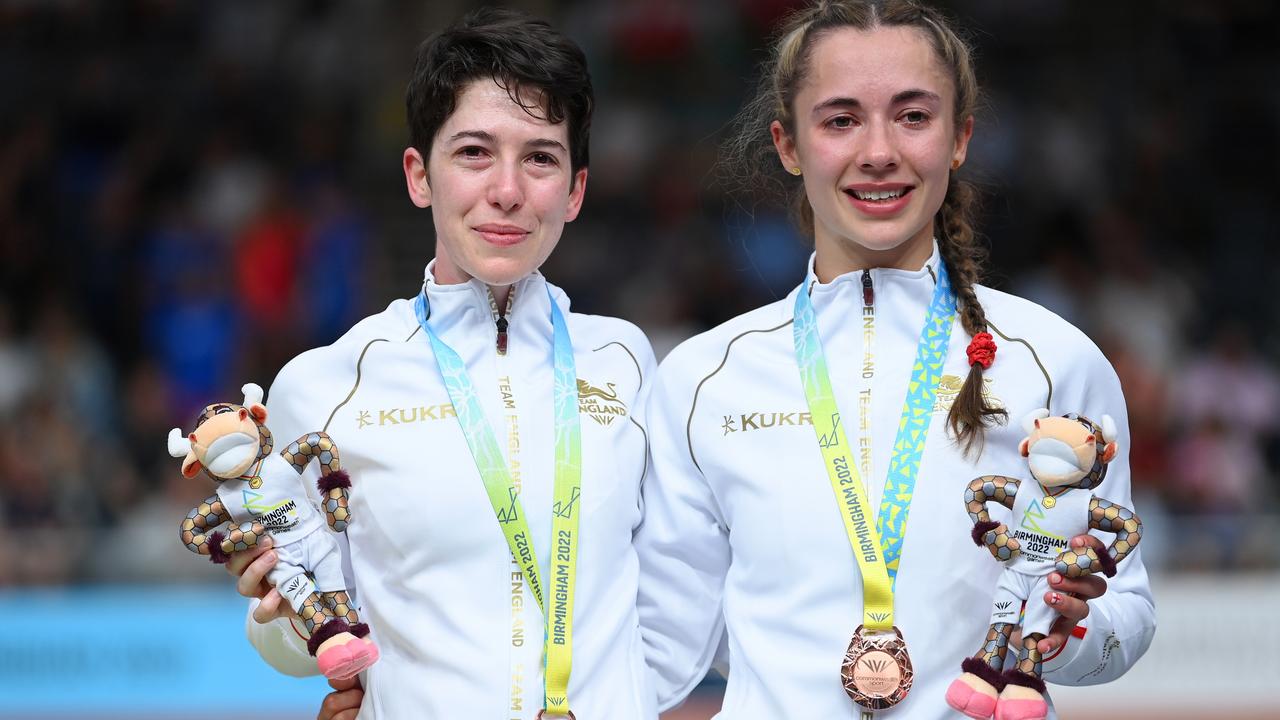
xmin=966 ymin=332 xmax=997 ymax=369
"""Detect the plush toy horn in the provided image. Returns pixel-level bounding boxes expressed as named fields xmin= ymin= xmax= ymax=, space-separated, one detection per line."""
xmin=242 ymin=383 xmax=265 ymax=407
xmin=167 ymin=428 xmax=190 ymax=458
xmin=1021 ymin=408 xmax=1050 ymax=435
xmin=1101 ymin=414 xmax=1118 ymax=444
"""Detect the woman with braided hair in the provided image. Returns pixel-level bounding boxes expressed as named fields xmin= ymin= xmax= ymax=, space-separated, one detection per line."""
xmin=635 ymin=1 xmax=1154 ymax=718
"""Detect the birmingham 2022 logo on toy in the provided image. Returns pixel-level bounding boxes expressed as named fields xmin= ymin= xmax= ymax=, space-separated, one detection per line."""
xmin=1014 ymin=499 xmax=1067 ymax=562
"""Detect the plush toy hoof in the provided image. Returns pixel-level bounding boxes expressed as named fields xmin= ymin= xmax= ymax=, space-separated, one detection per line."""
xmin=317 ymin=638 xmax=380 ymax=681
xmin=994 ymin=686 xmax=1048 ymax=720
xmin=946 ymin=675 xmax=998 ymax=719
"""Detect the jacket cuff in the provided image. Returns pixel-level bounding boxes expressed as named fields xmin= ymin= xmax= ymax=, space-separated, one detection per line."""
xmin=1041 ymin=592 xmax=1155 ymax=686
xmin=245 ymin=600 xmax=320 ymax=677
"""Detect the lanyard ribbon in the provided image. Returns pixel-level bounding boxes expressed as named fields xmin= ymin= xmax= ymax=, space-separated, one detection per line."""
xmin=793 ymin=261 xmax=956 ymax=631
xmin=415 ymin=285 xmax=581 ymax=715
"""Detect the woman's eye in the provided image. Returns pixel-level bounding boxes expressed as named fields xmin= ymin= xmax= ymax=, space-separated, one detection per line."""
xmin=901 ymin=111 xmax=929 ymax=126
xmin=460 ymin=146 xmax=485 ymax=159
xmin=828 ymin=116 xmax=855 ymax=129
xmin=529 ymin=152 xmax=556 ymax=166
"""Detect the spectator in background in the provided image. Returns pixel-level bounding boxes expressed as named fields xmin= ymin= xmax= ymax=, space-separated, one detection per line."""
xmin=1171 ymin=324 xmax=1280 ymax=568
xmin=1086 ymin=206 xmax=1193 ymax=378
xmin=0 ymin=299 xmax=35 ymax=419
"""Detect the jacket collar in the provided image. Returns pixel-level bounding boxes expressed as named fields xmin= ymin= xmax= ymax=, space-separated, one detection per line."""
xmin=803 ymin=239 xmax=942 ymax=308
xmin=417 ymin=260 xmax=570 ymax=345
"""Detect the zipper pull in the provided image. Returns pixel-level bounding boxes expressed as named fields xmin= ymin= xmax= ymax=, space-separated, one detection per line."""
xmin=495 ymin=315 xmax=509 ymax=355
xmin=490 ymin=286 xmax=515 ymax=356
xmin=861 ymin=269 xmax=874 ymax=307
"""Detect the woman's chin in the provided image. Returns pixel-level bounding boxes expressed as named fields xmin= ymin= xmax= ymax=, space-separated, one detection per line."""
xmin=818 ymin=227 xmax=934 ymax=272
xmin=468 ymin=256 xmax=544 ymax=288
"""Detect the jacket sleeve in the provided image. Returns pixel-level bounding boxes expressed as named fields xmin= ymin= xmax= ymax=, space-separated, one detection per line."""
xmin=245 ymin=603 xmax=319 ymax=677
xmin=1040 ymin=342 xmax=1156 ymax=686
xmin=242 ymin=353 xmax=354 ymax=677
xmin=634 ymin=350 xmax=730 ymax=711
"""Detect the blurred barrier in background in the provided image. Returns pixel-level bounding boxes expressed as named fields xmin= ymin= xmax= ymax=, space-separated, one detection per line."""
xmin=0 ymin=587 xmax=328 ymax=718
xmin=2 ymin=574 xmax=1276 ymax=718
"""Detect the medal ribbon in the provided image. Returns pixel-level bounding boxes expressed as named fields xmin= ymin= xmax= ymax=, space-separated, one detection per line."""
xmin=793 ymin=261 xmax=956 ymax=631
xmin=415 ymin=285 xmax=581 ymax=716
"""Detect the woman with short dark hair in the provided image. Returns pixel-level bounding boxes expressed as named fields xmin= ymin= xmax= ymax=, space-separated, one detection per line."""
xmin=229 ymin=9 xmax=656 ymax=719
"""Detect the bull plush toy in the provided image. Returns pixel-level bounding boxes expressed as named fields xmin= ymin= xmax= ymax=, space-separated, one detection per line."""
xmin=169 ymin=383 xmax=378 ymax=680
xmin=946 ymin=410 xmax=1142 ymax=720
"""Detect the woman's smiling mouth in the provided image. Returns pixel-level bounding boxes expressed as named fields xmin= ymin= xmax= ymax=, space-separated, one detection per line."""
xmin=844 ymin=184 xmax=915 ymax=214
xmin=473 ymin=223 xmax=531 ymax=245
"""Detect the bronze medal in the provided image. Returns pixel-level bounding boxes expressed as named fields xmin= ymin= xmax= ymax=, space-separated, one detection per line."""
xmin=842 ymin=625 xmax=913 ymax=710
xmin=536 ymin=712 xmax=576 ymax=720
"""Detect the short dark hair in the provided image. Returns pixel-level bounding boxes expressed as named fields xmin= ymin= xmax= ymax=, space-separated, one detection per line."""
xmin=405 ymin=7 xmax=593 ymax=176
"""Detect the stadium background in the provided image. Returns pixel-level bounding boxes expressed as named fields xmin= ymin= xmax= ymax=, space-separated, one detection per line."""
xmin=0 ymin=0 xmax=1277 ymax=717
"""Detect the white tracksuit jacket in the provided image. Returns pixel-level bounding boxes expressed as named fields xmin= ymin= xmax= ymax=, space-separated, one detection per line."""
xmin=636 ymin=248 xmax=1156 ymax=719
xmin=246 ymin=266 xmax=658 ymax=720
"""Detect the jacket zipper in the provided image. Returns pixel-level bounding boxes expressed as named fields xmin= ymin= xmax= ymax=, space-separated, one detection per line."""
xmin=861 ymin=269 xmax=874 ymax=307
xmin=489 ymin=286 xmax=516 ymax=355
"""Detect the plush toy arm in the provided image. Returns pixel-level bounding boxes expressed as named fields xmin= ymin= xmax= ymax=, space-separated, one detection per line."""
xmin=1088 ymin=496 xmax=1143 ymax=573
xmin=282 ymin=431 xmax=342 ymax=475
xmin=282 ymin=430 xmax=352 ymax=531
xmin=965 ymin=474 xmax=1020 ymax=522
xmin=965 ymin=475 xmax=1021 ymax=562
xmin=219 ymin=520 xmax=268 ymax=558
xmin=317 ymin=471 xmax=353 ymax=532
xmin=179 ymin=494 xmax=233 ymax=562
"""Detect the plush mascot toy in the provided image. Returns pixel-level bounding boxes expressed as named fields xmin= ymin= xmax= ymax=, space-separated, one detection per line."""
xmin=169 ymin=383 xmax=378 ymax=680
xmin=946 ymin=410 xmax=1142 ymax=720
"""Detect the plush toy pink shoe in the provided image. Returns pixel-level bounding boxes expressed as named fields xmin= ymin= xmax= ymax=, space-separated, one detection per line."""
xmin=341 ymin=638 xmax=380 ymax=679
xmin=946 ymin=659 xmax=1006 ymax=719
xmin=317 ymin=638 xmax=380 ymax=681
xmin=947 ymin=677 xmax=998 ymax=719
xmin=994 ymin=696 xmax=1048 ymax=720
xmin=994 ymin=673 xmax=1048 ymax=720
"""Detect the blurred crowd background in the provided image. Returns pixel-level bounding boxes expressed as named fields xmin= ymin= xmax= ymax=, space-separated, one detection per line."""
xmin=0 ymin=0 xmax=1277 ymax=593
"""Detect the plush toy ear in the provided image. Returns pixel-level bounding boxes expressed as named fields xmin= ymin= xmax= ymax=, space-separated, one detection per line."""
xmin=1019 ymin=437 xmax=1030 ymax=457
xmin=248 ymin=403 xmax=268 ymax=423
xmin=1102 ymin=442 xmax=1118 ymax=463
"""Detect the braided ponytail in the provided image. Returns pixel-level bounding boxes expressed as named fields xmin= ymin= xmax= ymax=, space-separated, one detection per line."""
xmin=937 ymin=177 xmax=1007 ymax=455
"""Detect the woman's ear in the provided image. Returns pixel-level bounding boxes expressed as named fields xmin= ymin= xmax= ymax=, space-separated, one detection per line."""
xmin=951 ymin=115 xmax=974 ymax=170
xmin=770 ymin=120 xmax=801 ymax=176
xmin=404 ymin=147 xmax=432 ymax=208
